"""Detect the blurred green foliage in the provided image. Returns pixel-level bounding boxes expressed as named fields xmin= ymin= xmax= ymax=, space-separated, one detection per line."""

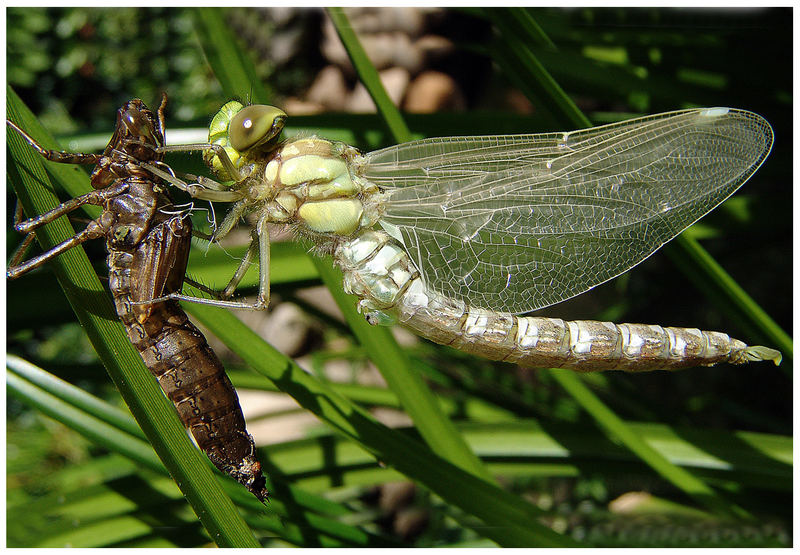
xmin=8 ymin=7 xmax=222 ymax=132
xmin=6 ymin=7 xmax=330 ymax=134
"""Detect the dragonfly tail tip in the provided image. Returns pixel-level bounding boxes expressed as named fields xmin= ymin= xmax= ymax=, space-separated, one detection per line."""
xmin=741 ymin=345 xmax=782 ymax=366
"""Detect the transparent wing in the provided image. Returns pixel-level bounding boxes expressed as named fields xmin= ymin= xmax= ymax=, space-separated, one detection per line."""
xmin=362 ymin=108 xmax=773 ymax=314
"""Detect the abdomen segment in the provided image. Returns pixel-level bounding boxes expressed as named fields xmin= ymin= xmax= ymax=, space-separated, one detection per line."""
xmin=335 ymin=229 xmax=780 ymax=372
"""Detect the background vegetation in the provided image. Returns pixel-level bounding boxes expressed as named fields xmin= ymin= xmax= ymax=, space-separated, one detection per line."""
xmin=7 ymin=7 xmax=792 ymax=547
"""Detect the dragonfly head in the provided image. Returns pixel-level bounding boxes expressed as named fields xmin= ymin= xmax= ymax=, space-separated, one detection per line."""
xmin=230 ymin=104 xmax=287 ymax=152
xmin=205 ymin=100 xmax=287 ymax=181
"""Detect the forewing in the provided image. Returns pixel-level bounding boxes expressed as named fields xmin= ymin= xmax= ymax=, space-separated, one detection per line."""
xmin=363 ymin=109 xmax=773 ymax=314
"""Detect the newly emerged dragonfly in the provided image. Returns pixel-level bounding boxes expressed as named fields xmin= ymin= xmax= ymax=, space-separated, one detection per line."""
xmin=147 ymin=103 xmax=780 ymax=372
xmin=7 ymin=97 xmax=269 ymax=502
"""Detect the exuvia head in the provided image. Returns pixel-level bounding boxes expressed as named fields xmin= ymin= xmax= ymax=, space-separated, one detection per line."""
xmin=92 ymin=98 xmax=165 ymax=188
xmin=116 ymin=99 xmax=164 ymax=150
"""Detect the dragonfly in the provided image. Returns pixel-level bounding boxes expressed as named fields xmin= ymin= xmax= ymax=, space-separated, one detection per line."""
xmin=7 ymin=97 xmax=269 ymax=502
xmin=144 ymin=102 xmax=780 ymax=372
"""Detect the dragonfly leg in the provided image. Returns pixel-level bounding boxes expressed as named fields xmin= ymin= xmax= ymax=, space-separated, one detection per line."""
xmin=211 ymin=199 xmax=250 ymax=242
xmin=133 ymin=290 xmax=265 ymax=310
xmin=13 ymin=201 xmax=24 ymax=226
xmin=7 ymin=120 xmax=103 ymax=166
xmin=156 ymin=142 xmax=244 ymax=183
xmin=10 ymin=181 xmax=128 ymax=277
xmin=8 ymin=202 xmax=35 ymax=268
xmin=186 ymin=173 xmax=232 ymax=192
xmin=254 ymin=216 xmax=270 ymax=309
xmin=186 ymin=180 xmax=243 ymax=202
xmin=182 ymin=276 xmax=230 ymax=298
xmin=217 ymin=229 xmax=260 ymax=299
xmin=8 ymin=223 xmax=38 ymax=270
xmin=15 ymin=181 xmax=129 ymax=235
xmin=192 ymin=229 xmax=213 ymax=241
xmin=213 ymin=217 xmax=271 ymax=309
xmin=190 ymin=215 xmax=270 ymax=310
xmin=7 ymin=218 xmax=107 ymax=279
xmin=139 ymin=160 xmax=244 ymax=202
xmin=156 ymin=92 xmax=168 ymax=140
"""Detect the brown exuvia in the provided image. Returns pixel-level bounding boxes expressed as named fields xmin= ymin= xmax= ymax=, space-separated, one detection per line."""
xmin=7 ymin=96 xmax=269 ymax=503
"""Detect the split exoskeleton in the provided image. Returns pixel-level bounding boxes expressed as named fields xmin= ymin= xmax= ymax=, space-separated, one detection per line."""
xmin=7 ymin=96 xmax=269 ymax=502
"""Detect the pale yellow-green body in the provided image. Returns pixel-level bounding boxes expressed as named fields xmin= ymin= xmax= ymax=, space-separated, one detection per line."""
xmin=181 ymin=100 xmax=780 ymax=371
xmin=214 ymin=130 xmax=379 ymax=237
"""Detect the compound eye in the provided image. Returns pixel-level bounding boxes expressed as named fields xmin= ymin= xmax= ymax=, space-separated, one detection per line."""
xmin=229 ymin=105 xmax=287 ymax=152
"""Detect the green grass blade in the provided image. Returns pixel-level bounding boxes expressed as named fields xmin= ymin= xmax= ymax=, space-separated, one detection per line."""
xmin=551 ymin=371 xmax=751 ymax=519
xmin=266 ymin=420 xmax=791 ymax=493
xmin=38 ymin=515 xmax=171 ymax=548
xmin=326 ymin=7 xmax=412 ymax=143
xmin=484 ymin=9 xmax=589 ymax=129
xmin=8 ymin=356 xmax=398 ymax=546
xmin=9 ymin=353 xmax=144 ymax=439
xmin=8 ymin=361 xmax=161 ymax=469
xmin=492 ymin=7 xmax=556 ymax=49
xmin=191 ymin=7 xmax=270 ymax=103
xmin=7 ymin=87 xmax=260 ymax=548
xmin=9 ymin=471 xmax=210 ymax=548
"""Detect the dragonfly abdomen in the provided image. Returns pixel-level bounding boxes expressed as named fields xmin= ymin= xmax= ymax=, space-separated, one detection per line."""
xmin=450 ymin=315 xmax=761 ymax=371
xmin=335 ymin=229 xmax=780 ymax=372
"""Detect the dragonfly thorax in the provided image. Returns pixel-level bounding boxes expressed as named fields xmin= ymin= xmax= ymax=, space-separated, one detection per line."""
xmin=206 ymin=101 xmax=381 ymax=236
xmin=250 ymin=136 xmax=379 ymax=236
